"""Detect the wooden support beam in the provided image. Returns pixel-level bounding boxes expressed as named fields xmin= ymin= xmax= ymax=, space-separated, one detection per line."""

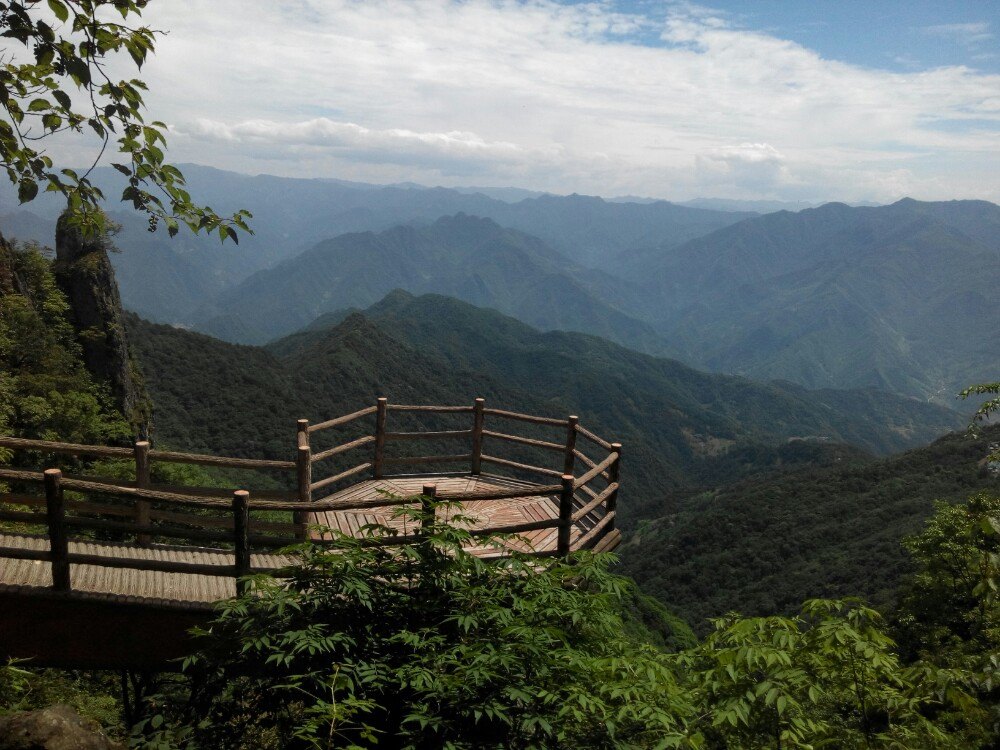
xmin=606 ymin=443 xmax=622 ymax=532
xmin=557 ymin=474 xmax=574 ymax=557
xmin=563 ymin=415 xmax=579 ymax=477
xmin=134 ymin=441 xmax=151 ymax=547
xmin=295 ymin=419 xmax=311 ymax=540
xmin=373 ymin=397 xmax=388 ymax=478
xmin=471 ymin=397 xmax=485 ymax=475
xmin=232 ymin=490 xmax=251 ymax=597
xmin=43 ymin=469 xmax=70 ymax=592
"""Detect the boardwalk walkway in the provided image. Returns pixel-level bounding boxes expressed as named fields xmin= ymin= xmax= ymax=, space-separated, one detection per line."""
xmin=0 ymin=398 xmax=622 ymax=666
xmin=0 ymin=473 xmax=617 ymax=606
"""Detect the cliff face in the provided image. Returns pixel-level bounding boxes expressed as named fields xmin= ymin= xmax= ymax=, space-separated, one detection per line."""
xmin=52 ymin=214 xmax=152 ymax=440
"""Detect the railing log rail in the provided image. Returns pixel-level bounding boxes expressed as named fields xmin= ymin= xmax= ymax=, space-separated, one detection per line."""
xmin=0 ymin=396 xmax=623 ymax=600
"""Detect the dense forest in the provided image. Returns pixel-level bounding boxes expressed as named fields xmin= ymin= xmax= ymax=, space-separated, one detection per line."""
xmin=2 ymin=208 xmax=999 ymax=750
xmin=621 ymin=426 xmax=1000 ymax=629
xmin=125 ymin=291 xmax=962 ymax=527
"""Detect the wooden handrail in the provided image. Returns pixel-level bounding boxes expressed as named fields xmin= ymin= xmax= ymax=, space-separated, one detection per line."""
xmin=311 ymin=462 xmax=373 ymax=492
xmin=572 ymin=482 xmax=619 ymax=522
xmin=312 ymin=435 xmax=375 ymax=462
xmin=574 ymin=424 xmax=614 ymax=452
xmin=572 ymin=449 xmax=611 ymax=481
xmin=480 ymin=429 xmax=564 ymax=452
xmin=482 ymin=408 xmax=568 ymax=427
xmin=574 ymin=452 xmax=618 ymax=489
xmin=388 ymin=404 xmax=474 ymax=413
xmin=0 ymin=399 xmax=625 ymax=585
xmin=384 ymin=430 xmax=472 ymax=441
xmin=480 ymin=455 xmax=563 ymax=478
xmin=147 ymin=449 xmax=296 ymax=471
xmin=471 ymin=398 xmax=485 ymax=475
xmin=0 ymin=436 xmax=132 ymax=458
xmin=382 ymin=454 xmax=472 ymax=466
xmin=576 ymin=511 xmax=616 ymax=550
xmin=308 ymin=405 xmax=377 ymax=433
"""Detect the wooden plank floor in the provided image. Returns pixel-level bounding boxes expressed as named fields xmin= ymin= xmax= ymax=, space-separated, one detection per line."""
xmin=308 ymin=473 xmax=606 ymax=556
xmin=0 ymin=534 xmax=296 ymax=604
xmin=0 ymin=473 xmax=614 ymax=606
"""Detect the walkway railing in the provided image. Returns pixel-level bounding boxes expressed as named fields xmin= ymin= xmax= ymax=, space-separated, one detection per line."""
xmin=0 ymin=398 xmax=621 ymax=597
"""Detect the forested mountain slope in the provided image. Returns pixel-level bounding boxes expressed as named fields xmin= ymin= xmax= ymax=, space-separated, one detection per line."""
xmin=620 ymin=425 xmax=1000 ymax=630
xmin=0 ymin=232 xmax=129 ymax=446
xmin=622 ymin=198 xmax=1000 ymax=402
xmin=2 ymin=164 xmax=748 ymax=322
xmin=191 ymin=215 xmax=673 ymax=354
xmin=128 ymin=291 xmax=963 ymax=526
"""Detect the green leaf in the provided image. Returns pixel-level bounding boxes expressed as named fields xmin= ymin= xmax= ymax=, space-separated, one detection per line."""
xmin=18 ymin=180 xmax=38 ymax=203
xmin=47 ymin=0 xmax=69 ymax=22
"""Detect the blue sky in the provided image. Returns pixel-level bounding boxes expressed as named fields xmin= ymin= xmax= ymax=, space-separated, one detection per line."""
xmin=616 ymin=1 xmax=1000 ymax=74
xmin=54 ymin=1 xmax=1000 ymax=203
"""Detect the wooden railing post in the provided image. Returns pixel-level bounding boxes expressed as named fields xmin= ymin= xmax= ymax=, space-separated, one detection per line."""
xmin=563 ymin=416 xmax=578 ymax=476
xmin=134 ymin=440 xmax=151 ymax=546
xmin=471 ymin=397 xmax=485 ymax=475
xmin=606 ymin=444 xmax=622 ymax=531
xmin=295 ymin=419 xmax=311 ymax=540
xmin=232 ymin=490 xmax=250 ymax=597
xmin=373 ymin=397 xmax=388 ymax=478
xmin=421 ymin=483 xmax=437 ymax=535
xmin=43 ymin=468 xmax=70 ymax=592
xmin=558 ymin=474 xmax=574 ymax=556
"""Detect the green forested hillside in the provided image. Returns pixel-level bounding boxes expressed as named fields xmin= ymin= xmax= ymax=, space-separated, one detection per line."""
xmin=0 ymin=234 xmax=128 ymax=447
xmin=190 ymin=214 xmax=673 ymax=355
xmin=2 ymin=164 xmax=749 ymax=323
xmin=620 ymin=425 xmax=1000 ymax=630
xmin=129 ymin=291 xmax=963 ymax=526
xmin=622 ymin=198 xmax=1000 ymax=402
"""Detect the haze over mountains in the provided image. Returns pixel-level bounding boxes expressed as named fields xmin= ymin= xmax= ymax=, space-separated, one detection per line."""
xmin=3 ymin=164 xmax=997 ymax=408
xmin=125 ymin=291 xmax=963 ymax=527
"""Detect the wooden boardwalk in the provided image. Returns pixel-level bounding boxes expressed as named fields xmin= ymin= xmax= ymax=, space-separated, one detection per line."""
xmin=0 ymin=399 xmax=623 ymax=666
xmin=310 ymin=473 xmax=609 ymax=556
xmin=0 ymin=473 xmax=617 ymax=607
xmin=0 ymin=534 xmax=296 ymax=605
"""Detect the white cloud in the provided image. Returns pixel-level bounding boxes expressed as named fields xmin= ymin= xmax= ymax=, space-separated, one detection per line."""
xmin=921 ymin=22 xmax=993 ymax=45
xmin=90 ymin=1 xmax=1000 ymax=202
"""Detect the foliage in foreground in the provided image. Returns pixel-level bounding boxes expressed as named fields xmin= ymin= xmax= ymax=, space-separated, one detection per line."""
xmin=1 ymin=0 xmax=250 ymax=241
xmin=129 ymin=493 xmax=1000 ymax=749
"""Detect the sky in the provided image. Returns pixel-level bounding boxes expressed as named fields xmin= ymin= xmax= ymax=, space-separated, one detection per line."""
xmin=71 ymin=1 xmax=1000 ymax=202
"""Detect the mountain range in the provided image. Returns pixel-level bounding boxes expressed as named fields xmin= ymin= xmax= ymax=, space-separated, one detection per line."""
xmin=126 ymin=290 xmax=964 ymax=526
xmin=0 ymin=163 xmax=749 ymax=319
xmin=620 ymin=424 xmax=1000 ymax=629
xmin=4 ymin=166 xmax=997 ymax=408
xmin=191 ymin=214 xmax=675 ymax=351
xmin=620 ymin=198 xmax=1000 ymax=402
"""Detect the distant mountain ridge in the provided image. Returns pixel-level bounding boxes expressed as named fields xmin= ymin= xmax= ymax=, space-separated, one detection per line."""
xmin=1 ymin=164 xmax=750 ymax=321
xmin=191 ymin=214 xmax=677 ymax=354
xmin=127 ymin=291 xmax=964 ymax=528
xmin=618 ymin=198 xmax=1000 ymax=402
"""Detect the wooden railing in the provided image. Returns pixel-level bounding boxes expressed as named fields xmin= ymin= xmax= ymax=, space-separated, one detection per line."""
xmin=0 ymin=397 xmax=622 ymax=596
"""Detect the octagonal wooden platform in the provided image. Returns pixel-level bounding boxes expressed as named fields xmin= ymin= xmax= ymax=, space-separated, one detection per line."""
xmin=308 ymin=473 xmax=610 ymax=556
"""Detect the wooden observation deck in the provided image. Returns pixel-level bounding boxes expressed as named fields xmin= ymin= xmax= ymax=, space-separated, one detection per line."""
xmin=0 ymin=398 xmax=621 ymax=667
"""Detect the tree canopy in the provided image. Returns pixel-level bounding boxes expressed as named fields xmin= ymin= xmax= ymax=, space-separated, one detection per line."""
xmin=0 ymin=0 xmax=250 ymax=240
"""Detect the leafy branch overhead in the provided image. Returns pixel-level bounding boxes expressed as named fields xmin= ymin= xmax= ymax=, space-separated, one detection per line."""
xmin=0 ymin=0 xmax=251 ymax=241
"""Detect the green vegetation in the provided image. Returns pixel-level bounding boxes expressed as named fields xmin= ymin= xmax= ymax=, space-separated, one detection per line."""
xmin=0 ymin=1 xmax=249 ymax=240
xmin=0 ymin=234 xmax=127 ymax=446
xmin=620 ymin=425 xmax=1000 ymax=629
xmin=618 ymin=198 xmax=1000 ymax=403
xmin=126 ymin=490 xmax=1000 ymax=748
xmin=127 ymin=292 xmax=962 ymax=530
